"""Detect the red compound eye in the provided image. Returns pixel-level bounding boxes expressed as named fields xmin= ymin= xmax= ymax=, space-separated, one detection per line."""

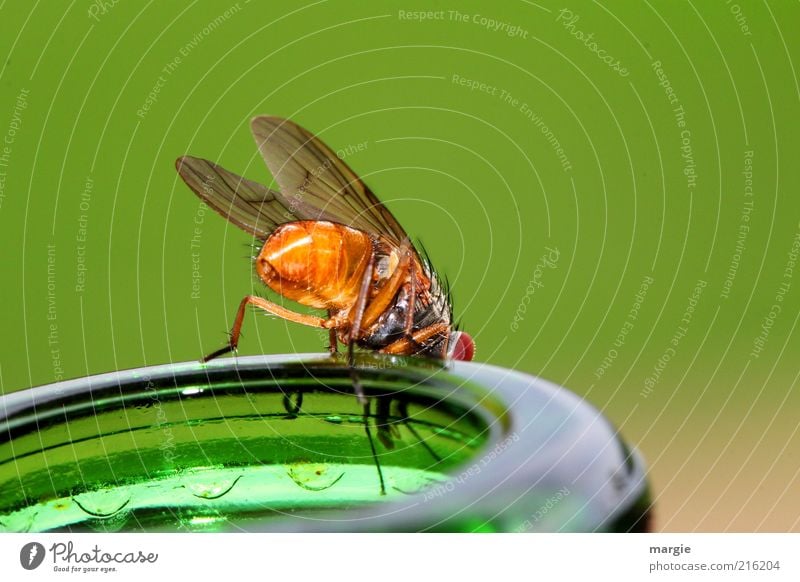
xmin=450 ymin=332 xmax=475 ymax=361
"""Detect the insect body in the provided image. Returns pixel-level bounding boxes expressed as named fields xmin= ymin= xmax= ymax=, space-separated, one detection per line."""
xmin=176 ymin=116 xmax=474 ymax=365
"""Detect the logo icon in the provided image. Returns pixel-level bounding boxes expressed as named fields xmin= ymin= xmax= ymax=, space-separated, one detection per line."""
xmin=20 ymin=542 xmax=46 ymax=570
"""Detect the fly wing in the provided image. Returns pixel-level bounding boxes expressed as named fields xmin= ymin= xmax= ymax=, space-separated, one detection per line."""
xmin=175 ymin=155 xmax=296 ymax=240
xmin=250 ymin=116 xmax=410 ymax=245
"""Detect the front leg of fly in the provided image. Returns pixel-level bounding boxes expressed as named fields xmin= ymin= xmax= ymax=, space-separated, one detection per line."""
xmin=344 ymin=242 xmax=387 ymax=496
xmin=327 ymin=309 xmax=338 ymax=354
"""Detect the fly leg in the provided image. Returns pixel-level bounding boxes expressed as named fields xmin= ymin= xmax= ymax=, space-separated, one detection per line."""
xmin=346 ymin=246 xmax=386 ymax=495
xmin=359 ymin=241 xmax=430 ymax=356
xmin=347 ymin=247 xmax=376 ymax=403
xmin=378 ymin=323 xmax=451 ymax=356
xmin=362 ymin=398 xmax=386 ymax=496
xmin=370 ymin=246 xmax=421 ymax=457
xmin=202 ymin=295 xmax=330 ymax=362
xmin=359 ymin=239 xmax=414 ymax=329
xmin=399 ymin=252 xmax=425 ymax=353
xmin=393 ymin=257 xmax=450 ymax=357
xmin=327 ymin=309 xmax=338 ymax=354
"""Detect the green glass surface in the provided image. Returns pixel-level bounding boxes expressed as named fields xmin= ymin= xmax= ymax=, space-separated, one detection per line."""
xmin=0 ymin=359 xmax=490 ymax=532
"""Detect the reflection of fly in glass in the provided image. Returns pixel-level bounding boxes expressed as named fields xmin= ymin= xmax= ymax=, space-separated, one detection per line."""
xmin=176 ymin=116 xmax=475 ymax=371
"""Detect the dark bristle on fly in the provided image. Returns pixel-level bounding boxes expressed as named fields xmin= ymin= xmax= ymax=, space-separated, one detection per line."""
xmin=414 ymin=238 xmax=454 ymax=320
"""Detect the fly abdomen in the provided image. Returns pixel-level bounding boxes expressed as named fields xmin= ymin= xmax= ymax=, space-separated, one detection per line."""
xmin=255 ymin=220 xmax=371 ymax=309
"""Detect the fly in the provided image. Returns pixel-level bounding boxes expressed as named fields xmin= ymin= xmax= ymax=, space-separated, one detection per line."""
xmin=176 ymin=116 xmax=474 ymax=368
xmin=176 ymin=117 xmax=475 ymax=494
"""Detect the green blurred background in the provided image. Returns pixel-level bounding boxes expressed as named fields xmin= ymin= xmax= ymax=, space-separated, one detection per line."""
xmin=1 ymin=0 xmax=798 ymax=532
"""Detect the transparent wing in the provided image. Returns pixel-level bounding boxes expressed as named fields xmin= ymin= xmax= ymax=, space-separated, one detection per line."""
xmin=250 ymin=116 xmax=410 ymax=245
xmin=175 ymin=155 xmax=304 ymax=240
